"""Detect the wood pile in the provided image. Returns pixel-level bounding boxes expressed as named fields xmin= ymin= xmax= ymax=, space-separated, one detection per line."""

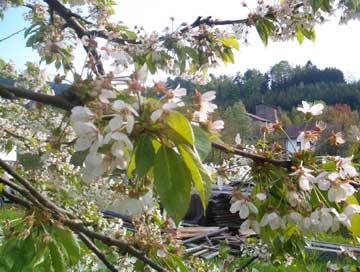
xmin=177 ymin=226 xmax=256 ymax=259
xmin=205 ymin=188 xmax=241 ymax=227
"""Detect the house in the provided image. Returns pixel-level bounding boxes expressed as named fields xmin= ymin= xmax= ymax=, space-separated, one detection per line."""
xmin=246 ymin=103 xmax=281 ymax=140
xmin=283 ymin=123 xmax=343 ymax=154
xmin=254 ymin=103 xmax=281 ymax=123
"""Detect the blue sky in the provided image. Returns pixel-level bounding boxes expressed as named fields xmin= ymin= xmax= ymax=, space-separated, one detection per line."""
xmin=1 ymin=1 xmax=360 ymax=81
xmin=0 ymin=7 xmax=39 ymax=66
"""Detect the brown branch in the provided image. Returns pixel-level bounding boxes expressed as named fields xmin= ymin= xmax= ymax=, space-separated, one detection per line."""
xmin=0 ymin=83 xmax=78 ymax=111
xmin=0 ymin=177 xmax=44 ymax=209
xmin=180 ymin=16 xmax=249 ymax=33
xmin=76 ymin=231 xmax=118 ymax=272
xmin=2 ymin=190 xmax=32 ymax=208
xmin=211 ymin=142 xmax=292 ymax=169
xmin=0 ymin=159 xmax=71 ymax=216
xmin=89 ymin=30 xmax=140 ymax=45
xmin=63 ymin=219 xmax=166 ymax=272
xmin=42 ymin=0 xmax=105 ymax=75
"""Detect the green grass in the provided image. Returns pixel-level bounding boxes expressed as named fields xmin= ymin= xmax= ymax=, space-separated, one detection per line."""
xmin=311 ymin=232 xmax=360 ymax=246
xmin=213 ymin=252 xmax=360 ymax=272
xmin=0 ymin=204 xmax=25 ymax=221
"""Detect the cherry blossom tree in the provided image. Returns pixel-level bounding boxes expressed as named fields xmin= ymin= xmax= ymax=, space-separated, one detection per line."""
xmin=0 ymin=0 xmax=360 ymax=270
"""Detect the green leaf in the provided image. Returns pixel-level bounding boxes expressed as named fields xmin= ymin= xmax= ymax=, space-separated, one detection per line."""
xmin=49 ymin=240 xmax=66 ymax=272
xmin=178 ymin=144 xmax=210 ymax=210
xmin=54 ymin=227 xmax=81 ymax=266
xmin=255 ymin=20 xmax=269 ymax=46
xmin=135 ymin=135 xmax=156 ymax=177
xmin=295 ymin=26 xmax=304 ymax=44
xmin=70 ymin=150 xmax=88 ymax=166
xmin=309 ymin=0 xmax=322 ymax=11
xmin=168 ymin=253 xmax=188 ymax=272
xmin=42 ymin=251 xmax=54 ymax=272
xmin=10 ymin=234 xmax=36 ymax=272
xmin=193 ymin=126 xmax=211 ymax=161
xmin=350 ymin=213 xmax=360 ymax=237
xmin=320 ymin=161 xmax=336 ymax=171
xmin=5 ymin=141 xmax=14 ymax=154
xmin=302 ymin=28 xmax=316 ymax=42
xmin=154 ymin=145 xmax=191 ymax=224
xmin=164 ymin=111 xmax=194 ymax=146
xmin=146 ymin=53 xmax=157 ymax=74
xmin=134 ymin=260 xmax=145 ymax=271
xmin=127 ymin=152 xmax=136 ymax=177
xmin=218 ymin=36 xmax=240 ymax=50
xmin=26 ymin=34 xmax=37 ymax=47
xmin=31 ymin=240 xmax=47 ymax=269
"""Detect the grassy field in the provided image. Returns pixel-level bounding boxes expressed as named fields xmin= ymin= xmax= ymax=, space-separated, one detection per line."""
xmin=0 ymin=204 xmax=25 ymax=221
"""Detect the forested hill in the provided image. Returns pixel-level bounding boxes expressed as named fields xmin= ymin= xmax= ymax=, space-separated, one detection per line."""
xmin=167 ymin=60 xmax=360 ymax=112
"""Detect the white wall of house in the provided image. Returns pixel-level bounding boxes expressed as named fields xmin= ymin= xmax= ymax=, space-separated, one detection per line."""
xmin=286 ymin=139 xmax=315 ymax=154
xmin=0 ymin=149 xmax=16 ymax=161
xmin=286 ymin=139 xmax=299 ymax=154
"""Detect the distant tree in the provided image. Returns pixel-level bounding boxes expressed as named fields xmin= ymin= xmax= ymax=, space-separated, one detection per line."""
xmin=269 ymin=60 xmax=292 ymax=89
xmin=221 ymin=101 xmax=252 ymax=144
xmin=324 ymin=104 xmax=359 ymax=131
xmin=280 ymin=112 xmax=292 ymax=127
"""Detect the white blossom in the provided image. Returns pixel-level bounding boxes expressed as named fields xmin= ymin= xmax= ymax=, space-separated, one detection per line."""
xmin=235 ymin=133 xmax=242 ymax=145
xmin=230 ymin=199 xmax=258 ymax=219
xmin=70 ymin=106 xmax=94 ymax=123
xmin=260 ymin=212 xmax=284 ymax=230
xmin=328 ymin=182 xmax=355 ymax=203
xmin=335 ymin=156 xmax=358 ymax=178
xmin=297 ymin=101 xmax=324 ymax=116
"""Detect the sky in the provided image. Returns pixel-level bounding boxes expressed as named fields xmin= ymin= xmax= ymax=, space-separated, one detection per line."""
xmin=1 ymin=1 xmax=360 ymax=81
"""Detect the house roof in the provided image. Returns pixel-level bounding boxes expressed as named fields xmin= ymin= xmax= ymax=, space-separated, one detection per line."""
xmin=246 ymin=112 xmax=271 ymax=123
xmin=284 ymin=123 xmax=343 ymax=139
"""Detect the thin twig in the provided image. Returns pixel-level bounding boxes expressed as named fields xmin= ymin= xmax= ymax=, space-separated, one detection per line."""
xmin=0 ymin=159 xmax=71 ymax=216
xmin=236 ymin=255 xmax=258 ymax=271
xmin=0 ymin=27 xmax=26 ymax=43
xmin=63 ymin=218 xmax=166 ymax=272
xmin=42 ymin=0 xmax=105 ymax=75
xmin=76 ymin=231 xmax=118 ymax=272
xmin=211 ymin=142 xmax=292 ymax=169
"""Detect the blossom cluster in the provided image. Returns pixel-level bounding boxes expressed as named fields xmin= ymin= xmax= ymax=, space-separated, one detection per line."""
xmin=228 ymin=101 xmax=360 ymax=245
xmin=69 ymin=67 xmax=223 ymax=184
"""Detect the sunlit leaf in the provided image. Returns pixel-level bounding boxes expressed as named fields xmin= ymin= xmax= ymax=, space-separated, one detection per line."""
xmin=49 ymin=240 xmax=66 ymax=272
xmin=164 ymin=111 xmax=194 ymax=146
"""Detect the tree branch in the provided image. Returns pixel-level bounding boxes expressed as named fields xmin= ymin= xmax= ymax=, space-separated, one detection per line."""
xmin=0 ymin=159 xmax=72 ymax=216
xmin=0 ymin=27 xmax=26 ymax=43
xmin=75 ymin=231 xmax=118 ymax=272
xmin=0 ymin=83 xmax=78 ymax=111
xmin=180 ymin=16 xmax=249 ymax=33
xmin=0 ymin=159 xmax=166 ymax=272
xmin=63 ymin=218 xmax=166 ymax=272
xmin=0 ymin=177 xmax=44 ymax=209
xmin=2 ymin=190 xmax=32 ymax=208
xmin=211 ymin=142 xmax=292 ymax=169
xmin=42 ymin=0 xmax=105 ymax=75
